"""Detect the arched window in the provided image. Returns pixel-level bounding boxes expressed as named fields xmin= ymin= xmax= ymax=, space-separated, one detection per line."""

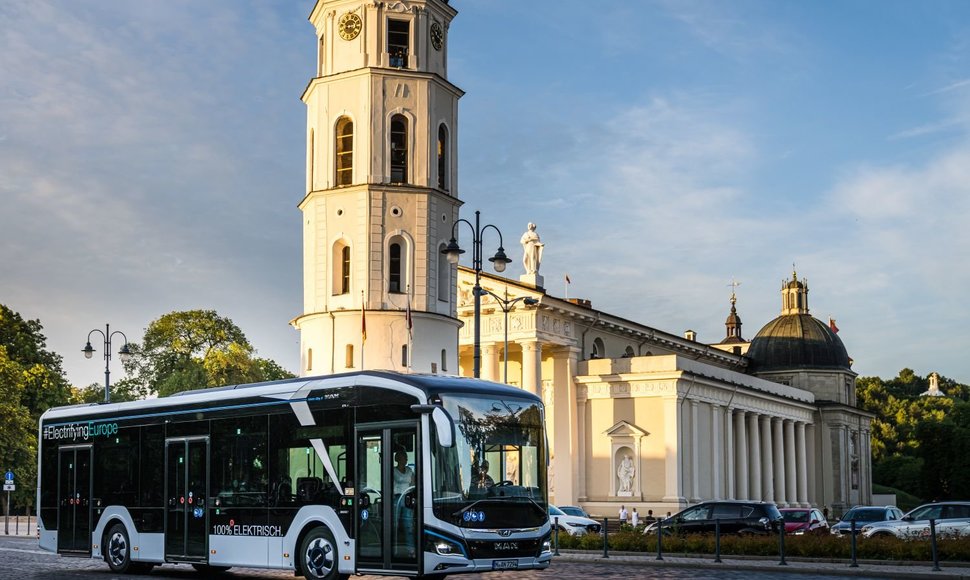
xmin=437 ymin=124 xmax=448 ymax=190
xmin=388 ymin=235 xmax=408 ymax=294
xmin=592 ymin=337 xmax=605 ymax=359
xmin=390 ymin=115 xmax=408 ymax=184
xmin=332 ymin=240 xmax=351 ymax=295
xmin=437 ymin=244 xmax=450 ymax=302
xmin=335 ymin=117 xmax=353 ymax=186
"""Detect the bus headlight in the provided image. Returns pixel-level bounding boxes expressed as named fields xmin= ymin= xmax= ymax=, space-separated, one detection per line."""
xmin=435 ymin=541 xmax=456 ymax=555
xmin=541 ymin=540 xmax=552 ymax=553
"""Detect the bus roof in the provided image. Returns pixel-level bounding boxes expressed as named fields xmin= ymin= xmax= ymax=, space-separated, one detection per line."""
xmin=41 ymin=370 xmax=541 ymax=423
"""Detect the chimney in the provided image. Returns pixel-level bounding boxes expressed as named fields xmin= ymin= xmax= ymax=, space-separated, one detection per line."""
xmin=684 ymin=329 xmax=697 ymax=341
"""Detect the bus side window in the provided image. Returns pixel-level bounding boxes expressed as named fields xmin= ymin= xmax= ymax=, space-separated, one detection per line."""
xmin=211 ymin=416 xmax=268 ymax=507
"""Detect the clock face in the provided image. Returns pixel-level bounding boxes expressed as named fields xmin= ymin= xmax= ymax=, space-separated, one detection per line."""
xmin=430 ymin=22 xmax=443 ymax=50
xmin=338 ymin=12 xmax=362 ymax=41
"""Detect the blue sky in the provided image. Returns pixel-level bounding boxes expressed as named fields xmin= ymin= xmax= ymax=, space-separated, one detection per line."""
xmin=2 ymin=0 xmax=969 ymax=389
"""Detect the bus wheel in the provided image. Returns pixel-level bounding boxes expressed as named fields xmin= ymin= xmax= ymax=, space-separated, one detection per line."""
xmin=300 ymin=526 xmax=343 ymax=580
xmin=104 ymin=523 xmax=150 ymax=574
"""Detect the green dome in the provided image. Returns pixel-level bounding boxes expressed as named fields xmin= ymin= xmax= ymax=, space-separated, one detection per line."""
xmin=746 ymin=313 xmax=850 ymax=372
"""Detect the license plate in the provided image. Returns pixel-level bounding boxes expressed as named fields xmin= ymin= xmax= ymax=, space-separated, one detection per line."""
xmin=492 ymin=559 xmax=519 ymax=570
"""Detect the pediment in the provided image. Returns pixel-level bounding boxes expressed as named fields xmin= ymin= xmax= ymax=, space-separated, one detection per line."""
xmin=604 ymin=420 xmax=649 ymax=438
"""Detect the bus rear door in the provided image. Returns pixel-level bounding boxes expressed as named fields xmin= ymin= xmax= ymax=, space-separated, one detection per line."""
xmin=165 ymin=437 xmax=209 ymax=562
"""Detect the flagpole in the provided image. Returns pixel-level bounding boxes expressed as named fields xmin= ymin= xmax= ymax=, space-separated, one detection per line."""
xmin=564 ymin=274 xmax=570 ymax=301
xmin=360 ymin=290 xmax=365 ymax=370
xmin=406 ymin=284 xmax=413 ymax=373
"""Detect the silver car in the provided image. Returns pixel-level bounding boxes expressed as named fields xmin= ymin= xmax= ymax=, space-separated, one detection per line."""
xmin=861 ymin=502 xmax=970 ymax=539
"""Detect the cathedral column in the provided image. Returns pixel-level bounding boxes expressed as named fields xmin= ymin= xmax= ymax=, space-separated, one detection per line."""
xmin=748 ymin=412 xmax=762 ymax=500
xmin=710 ymin=405 xmax=723 ymax=499
xmin=690 ymin=399 xmax=701 ymax=502
xmin=734 ymin=410 xmax=748 ymax=500
xmin=806 ymin=423 xmax=817 ymax=507
xmin=760 ymin=415 xmax=773 ymax=502
xmin=663 ymin=395 xmax=685 ymax=503
xmin=481 ymin=343 xmax=499 ymax=382
xmin=795 ymin=421 xmax=808 ymax=506
xmin=784 ymin=420 xmax=797 ymax=506
xmin=772 ymin=418 xmax=786 ymax=506
xmin=550 ymin=346 xmax=580 ymax=505
xmin=521 ymin=341 xmax=542 ymax=397
xmin=725 ymin=408 xmax=735 ymax=500
xmin=577 ymin=393 xmax=588 ymax=501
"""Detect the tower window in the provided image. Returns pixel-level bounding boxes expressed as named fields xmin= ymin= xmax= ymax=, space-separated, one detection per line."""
xmin=389 ymin=240 xmax=403 ymax=293
xmin=437 ymin=244 xmax=450 ymax=302
xmin=402 ymin=344 xmax=409 ymax=367
xmin=307 ymin=348 xmax=313 ymax=372
xmin=441 ymin=349 xmax=448 ymax=372
xmin=390 ymin=115 xmax=408 ymax=184
xmin=332 ymin=240 xmax=351 ymax=295
xmin=345 ymin=344 xmax=354 ymax=369
xmin=388 ymin=19 xmax=409 ymax=68
xmin=335 ymin=117 xmax=353 ymax=186
xmin=437 ymin=124 xmax=448 ymax=190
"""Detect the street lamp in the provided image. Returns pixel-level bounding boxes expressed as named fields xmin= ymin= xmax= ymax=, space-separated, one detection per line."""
xmin=442 ymin=210 xmax=512 ymax=378
xmin=82 ymin=324 xmax=132 ymax=404
xmin=480 ymin=287 xmax=539 ymax=383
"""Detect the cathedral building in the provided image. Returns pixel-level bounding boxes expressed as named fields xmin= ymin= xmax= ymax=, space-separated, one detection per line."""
xmin=292 ymin=0 xmax=873 ymax=517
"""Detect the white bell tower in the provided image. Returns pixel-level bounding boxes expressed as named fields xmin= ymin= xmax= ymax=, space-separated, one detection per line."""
xmin=292 ymin=0 xmax=463 ymax=376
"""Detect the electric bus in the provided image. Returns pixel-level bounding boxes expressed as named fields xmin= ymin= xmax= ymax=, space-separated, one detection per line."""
xmin=37 ymin=371 xmax=552 ymax=579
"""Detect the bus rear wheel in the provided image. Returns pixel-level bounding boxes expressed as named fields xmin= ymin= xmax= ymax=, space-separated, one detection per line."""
xmin=104 ymin=523 xmax=152 ymax=574
xmin=300 ymin=526 xmax=347 ymax=580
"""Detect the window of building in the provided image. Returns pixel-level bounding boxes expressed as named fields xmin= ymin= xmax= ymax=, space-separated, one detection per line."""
xmin=335 ymin=117 xmax=353 ymax=186
xmin=345 ymin=344 xmax=354 ymax=369
xmin=390 ymin=115 xmax=408 ymax=183
xmin=388 ymin=19 xmax=409 ymax=68
xmin=437 ymin=245 xmax=450 ymax=302
xmin=307 ymin=348 xmax=313 ymax=372
xmin=389 ymin=238 xmax=405 ymax=293
xmin=441 ymin=349 xmax=447 ymax=372
xmin=592 ymin=337 xmax=606 ymax=359
xmin=402 ymin=344 xmax=409 ymax=367
xmin=437 ymin=124 xmax=448 ymax=190
xmin=332 ymin=240 xmax=351 ymax=295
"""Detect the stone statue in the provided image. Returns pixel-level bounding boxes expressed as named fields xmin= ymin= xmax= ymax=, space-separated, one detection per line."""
xmin=520 ymin=223 xmax=544 ymax=275
xmin=617 ymin=454 xmax=635 ymax=493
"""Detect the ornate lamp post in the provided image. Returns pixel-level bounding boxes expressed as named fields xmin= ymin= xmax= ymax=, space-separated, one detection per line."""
xmin=82 ymin=324 xmax=132 ymax=404
xmin=442 ymin=210 xmax=512 ymax=378
xmin=480 ymin=287 xmax=538 ymax=383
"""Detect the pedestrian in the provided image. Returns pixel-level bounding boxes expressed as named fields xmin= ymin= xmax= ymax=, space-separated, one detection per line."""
xmin=619 ymin=504 xmax=628 ymax=525
xmin=646 ymin=509 xmax=655 ymax=523
xmin=631 ymin=507 xmax=639 ymax=528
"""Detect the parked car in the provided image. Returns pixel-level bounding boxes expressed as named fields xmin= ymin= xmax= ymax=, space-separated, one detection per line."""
xmin=643 ymin=501 xmax=783 ymax=536
xmin=780 ymin=508 xmax=829 ymax=535
xmin=830 ymin=506 xmax=904 ymax=536
xmin=558 ymin=505 xmax=591 ymax=519
xmin=549 ymin=504 xmax=601 ymax=536
xmin=861 ymin=502 xmax=970 ymax=540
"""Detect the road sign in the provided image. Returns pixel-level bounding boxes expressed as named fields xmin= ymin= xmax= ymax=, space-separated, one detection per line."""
xmin=4 ymin=471 xmax=12 ymax=482
xmin=2 ymin=484 xmax=13 ymax=492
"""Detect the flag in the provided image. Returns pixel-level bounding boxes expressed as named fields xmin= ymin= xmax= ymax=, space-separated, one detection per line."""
xmin=406 ymin=293 xmax=413 ymax=339
xmin=565 ymin=274 xmax=571 ymax=284
xmin=361 ymin=303 xmax=367 ymax=343
xmin=829 ymin=317 xmax=839 ymax=334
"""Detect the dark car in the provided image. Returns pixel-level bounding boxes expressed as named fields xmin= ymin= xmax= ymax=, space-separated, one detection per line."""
xmin=644 ymin=501 xmax=783 ymax=535
xmin=830 ymin=506 xmax=904 ymax=536
xmin=780 ymin=508 xmax=829 ymax=535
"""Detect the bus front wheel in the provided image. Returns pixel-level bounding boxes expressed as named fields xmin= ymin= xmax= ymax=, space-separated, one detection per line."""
xmin=104 ymin=523 xmax=152 ymax=574
xmin=300 ymin=526 xmax=347 ymax=580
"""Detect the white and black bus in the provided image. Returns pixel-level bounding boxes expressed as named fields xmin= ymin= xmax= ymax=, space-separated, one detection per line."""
xmin=37 ymin=371 xmax=551 ymax=579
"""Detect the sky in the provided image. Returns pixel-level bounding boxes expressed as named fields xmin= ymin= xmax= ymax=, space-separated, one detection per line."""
xmin=2 ymin=0 xmax=970 ymax=389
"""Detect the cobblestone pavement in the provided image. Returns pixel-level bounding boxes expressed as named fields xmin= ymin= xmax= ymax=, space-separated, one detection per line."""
xmin=4 ymin=536 xmax=968 ymax=580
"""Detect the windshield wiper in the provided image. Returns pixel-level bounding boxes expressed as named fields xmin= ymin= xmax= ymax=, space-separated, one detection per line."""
xmin=517 ymin=495 xmax=547 ymax=517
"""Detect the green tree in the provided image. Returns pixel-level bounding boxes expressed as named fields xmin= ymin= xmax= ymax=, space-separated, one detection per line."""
xmin=0 ymin=346 xmax=38 ymax=514
xmin=123 ymin=309 xmax=294 ymax=397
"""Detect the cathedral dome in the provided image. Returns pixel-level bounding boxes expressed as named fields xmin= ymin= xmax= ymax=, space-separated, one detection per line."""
xmin=746 ymin=313 xmax=850 ymax=372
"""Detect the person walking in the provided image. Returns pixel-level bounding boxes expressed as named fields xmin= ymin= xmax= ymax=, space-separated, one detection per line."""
xmin=619 ymin=505 xmax=628 ymax=526
xmin=631 ymin=507 xmax=639 ymax=529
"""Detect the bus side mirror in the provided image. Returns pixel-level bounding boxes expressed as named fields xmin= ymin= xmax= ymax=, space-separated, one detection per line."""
xmin=431 ymin=407 xmax=454 ymax=448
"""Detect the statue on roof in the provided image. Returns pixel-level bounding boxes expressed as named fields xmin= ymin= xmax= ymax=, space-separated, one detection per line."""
xmin=520 ymin=222 xmax=544 ymax=275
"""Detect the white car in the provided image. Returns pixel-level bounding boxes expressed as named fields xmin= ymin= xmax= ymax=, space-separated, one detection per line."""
xmin=861 ymin=502 xmax=970 ymax=539
xmin=549 ymin=504 xmax=601 ymax=536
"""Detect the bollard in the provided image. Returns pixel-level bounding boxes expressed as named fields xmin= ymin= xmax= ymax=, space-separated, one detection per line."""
xmin=930 ymin=519 xmax=941 ymax=572
xmin=15 ymin=515 xmax=18 ymax=535
xmin=554 ymin=517 xmax=560 ymax=556
xmin=656 ymin=519 xmax=664 ymax=561
xmin=778 ymin=518 xmax=787 ymax=566
xmin=601 ymin=517 xmax=609 ymax=559
xmin=714 ymin=518 xmax=722 ymax=563
xmin=849 ymin=520 xmax=858 ymax=568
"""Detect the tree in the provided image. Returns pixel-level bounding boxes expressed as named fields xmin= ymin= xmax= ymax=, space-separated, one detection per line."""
xmin=123 ymin=309 xmax=294 ymax=397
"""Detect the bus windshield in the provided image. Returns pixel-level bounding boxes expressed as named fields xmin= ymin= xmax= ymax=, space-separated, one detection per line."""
xmin=431 ymin=394 xmax=547 ymax=528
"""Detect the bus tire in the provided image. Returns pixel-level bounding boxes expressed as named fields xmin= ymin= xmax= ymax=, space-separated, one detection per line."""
xmin=104 ymin=522 xmax=150 ymax=574
xmin=299 ymin=526 xmax=345 ymax=580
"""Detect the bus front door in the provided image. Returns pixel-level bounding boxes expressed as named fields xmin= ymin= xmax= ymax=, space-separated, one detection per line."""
xmin=165 ymin=437 xmax=209 ymax=562
xmin=355 ymin=424 xmax=418 ymax=574
xmin=56 ymin=446 xmax=92 ymax=555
